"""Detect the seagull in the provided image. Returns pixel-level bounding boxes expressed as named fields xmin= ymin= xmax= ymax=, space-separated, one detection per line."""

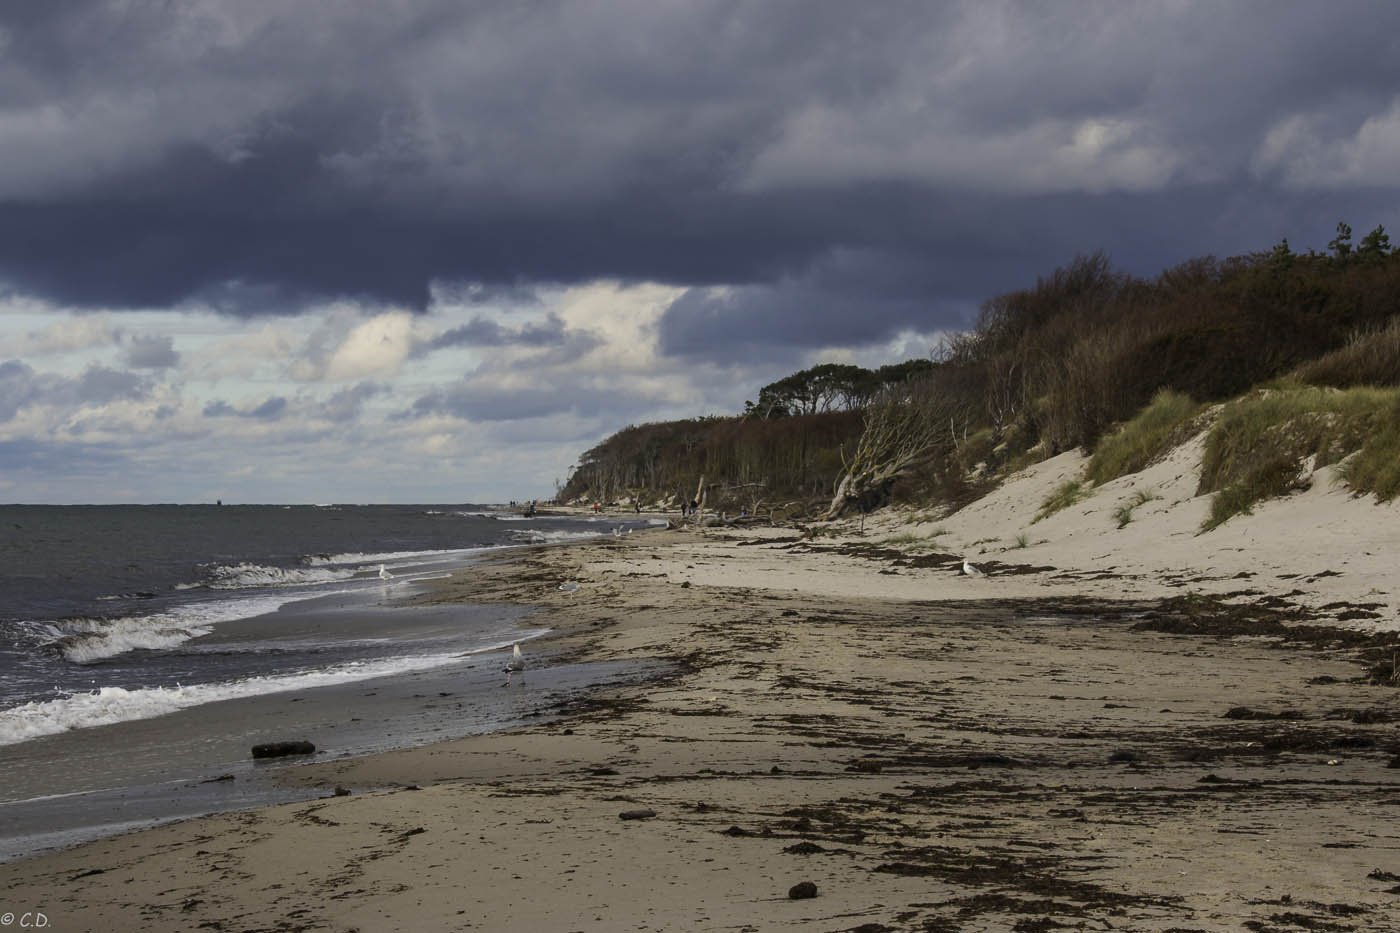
xmin=962 ymin=559 xmax=983 ymax=576
xmin=378 ymin=564 xmax=393 ymax=581
xmin=504 ymin=643 xmax=525 ymax=685
xmin=612 ymin=526 xmax=622 ymax=537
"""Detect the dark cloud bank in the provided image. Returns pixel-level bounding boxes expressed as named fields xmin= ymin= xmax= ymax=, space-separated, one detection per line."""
xmin=3 ymin=1 xmax=1400 ymax=360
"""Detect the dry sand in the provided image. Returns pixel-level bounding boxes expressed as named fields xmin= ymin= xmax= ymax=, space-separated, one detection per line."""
xmin=4 ymin=457 xmax=1400 ymax=931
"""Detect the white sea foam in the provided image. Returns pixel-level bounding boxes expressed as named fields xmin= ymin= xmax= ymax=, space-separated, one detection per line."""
xmin=509 ymin=529 xmax=605 ymax=544
xmin=45 ymin=594 xmax=290 ymax=663
xmin=0 ymin=655 xmax=452 ymax=746
xmin=181 ymin=562 xmax=358 ymax=590
xmin=0 ymin=633 xmax=547 ymax=747
xmin=304 ymin=547 xmax=486 ymax=568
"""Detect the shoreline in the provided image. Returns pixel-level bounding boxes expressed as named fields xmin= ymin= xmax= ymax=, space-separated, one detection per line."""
xmin=2 ymin=526 xmax=1398 ymax=930
xmin=0 ymin=573 xmax=661 ymax=865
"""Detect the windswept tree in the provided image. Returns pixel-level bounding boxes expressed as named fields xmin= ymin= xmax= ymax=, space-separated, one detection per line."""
xmin=824 ymin=376 xmax=956 ymax=519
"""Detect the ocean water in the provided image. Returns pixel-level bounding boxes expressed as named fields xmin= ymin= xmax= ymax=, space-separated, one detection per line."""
xmin=0 ymin=504 xmax=650 ymax=749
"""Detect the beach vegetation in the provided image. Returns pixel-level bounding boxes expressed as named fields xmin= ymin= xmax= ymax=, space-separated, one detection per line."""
xmin=880 ymin=526 xmax=949 ymax=551
xmin=1112 ymin=487 xmax=1159 ymax=529
xmin=1293 ymin=317 xmax=1400 ymax=389
xmin=1340 ymin=407 xmax=1400 ymax=502
xmin=564 ymin=221 xmax=1400 ymax=528
xmin=1198 ymin=385 xmax=1400 ymax=530
xmin=1086 ymin=390 xmax=1202 ymax=486
xmin=1034 ymin=480 xmax=1085 ymax=523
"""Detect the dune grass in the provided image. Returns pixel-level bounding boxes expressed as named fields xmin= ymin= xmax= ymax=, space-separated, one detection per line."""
xmin=880 ymin=527 xmax=949 ymax=551
xmin=1086 ymin=389 xmax=1202 ymax=487
xmin=1339 ymin=404 xmax=1400 ymax=502
xmin=1112 ymin=487 xmax=1159 ymax=529
xmin=1198 ymin=385 xmax=1400 ymax=530
xmin=1033 ymin=479 xmax=1085 ymax=523
xmin=1294 ymin=317 xmax=1400 ymax=389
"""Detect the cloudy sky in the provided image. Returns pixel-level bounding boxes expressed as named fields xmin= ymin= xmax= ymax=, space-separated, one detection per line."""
xmin=3 ymin=1 xmax=1399 ymax=503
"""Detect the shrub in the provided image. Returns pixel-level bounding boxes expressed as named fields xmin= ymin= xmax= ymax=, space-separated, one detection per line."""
xmin=1087 ymin=389 xmax=1202 ymax=486
xmin=1294 ymin=317 xmax=1400 ymax=388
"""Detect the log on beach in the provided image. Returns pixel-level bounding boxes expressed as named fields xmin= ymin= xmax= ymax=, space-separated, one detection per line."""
xmin=250 ymin=740 xmax=316 ymax=759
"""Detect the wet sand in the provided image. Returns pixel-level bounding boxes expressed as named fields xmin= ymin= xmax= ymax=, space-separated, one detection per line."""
xmin=3 ymin=527 xmax=1398 ymax=931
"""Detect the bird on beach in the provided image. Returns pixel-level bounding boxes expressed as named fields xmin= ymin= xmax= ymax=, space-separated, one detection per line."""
xmin=962 ymin=558 xmax=983 ymax=576
xmin=504 ymin=643 xmax=525 ymax=685
xmin=378 ymin=564 xmax=393 ymax=581
xmin=612 ymin=526 xmax=622 ymax=537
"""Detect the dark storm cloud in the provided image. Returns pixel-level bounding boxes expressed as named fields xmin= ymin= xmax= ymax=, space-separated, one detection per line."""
xmin=203 ymin=396 xmax=288 ymax=420
xmin=3 ymin=0 xmax=1400 ymax=357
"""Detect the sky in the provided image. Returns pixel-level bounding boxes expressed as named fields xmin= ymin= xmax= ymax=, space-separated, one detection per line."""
xmin=3 ymin=1 xmax=1400 ymax=504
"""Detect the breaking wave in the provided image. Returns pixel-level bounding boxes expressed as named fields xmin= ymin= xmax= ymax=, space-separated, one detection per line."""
xmin=181 ymin=562 xmax=358 ymax=590
xmin=43 ymin=595 xmax=290 ymax=664
xmin=508 ymin=529 xmax=605 ymax=545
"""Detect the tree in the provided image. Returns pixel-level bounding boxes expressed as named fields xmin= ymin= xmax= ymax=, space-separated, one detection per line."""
xmin=1359 ymin=225 xmax=1391 ymax=264
xmin=823 ymin=377 xmax=954 ymax=519
xmin=1329 ymin=221 xmax=1353 ymax=264
xmin=746 ymin=364 xmax=874 ymax=418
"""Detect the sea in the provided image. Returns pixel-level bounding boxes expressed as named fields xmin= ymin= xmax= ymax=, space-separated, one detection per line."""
xmin=0 ymin=504 xmax=659 ymax=861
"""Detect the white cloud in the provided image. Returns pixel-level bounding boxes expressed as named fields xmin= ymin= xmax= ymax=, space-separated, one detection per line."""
xmin=743 ymin=106 xmax=1181 ymax=194
xmin=1253 ymin=96 xmax=1400 ymax=188
xmin=323 ymin=310 xmax=428 ymax=381
xmin=8 ymin=314 xmax=123 ymax=356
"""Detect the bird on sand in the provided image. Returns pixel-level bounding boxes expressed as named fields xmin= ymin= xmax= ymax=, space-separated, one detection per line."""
xmin=378 ymin=564 xmax=393 ymax=581
xmin=962 ymin=559 xmax=983 ymax=576
xmin=504 ymin=643 xmax=525 ymax=685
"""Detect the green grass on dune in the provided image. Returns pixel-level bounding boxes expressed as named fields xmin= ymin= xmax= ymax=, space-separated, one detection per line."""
xmin=1086 ymin=389 xmax=1202 ymax=487
xmin=1198 ymin=385 xmax=1400 ymax=531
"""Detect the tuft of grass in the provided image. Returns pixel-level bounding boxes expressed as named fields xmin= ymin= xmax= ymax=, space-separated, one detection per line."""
xmin=880 ymin=526 xmax=949 ymax=551
xmin=1087 ymin=389 xmax=1202 ymax=486
xmin=1033 ymin=479 xmax=1085 ymax=523
xmin=1012 ymin=533 xmax=1030 ymax=549
xmin=1111 ymin=487 xmax=1159 ymax=529
xmin=1198 ymin=386 xmax=1400 ymax=530
xmin=880 ymin=532 xmax=924 ymax=546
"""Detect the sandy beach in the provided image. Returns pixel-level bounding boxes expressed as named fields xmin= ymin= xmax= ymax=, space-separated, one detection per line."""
xmin=3 ymin=470 xmax=1400 ymax=930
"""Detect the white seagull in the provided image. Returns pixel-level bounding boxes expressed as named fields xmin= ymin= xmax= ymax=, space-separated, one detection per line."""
xmin=378 ymin=564 xmax=393 ymax=581
xmin=504 ymin=643 xmax=525 ymax=685
xmin=961 ymin=559 xmax=983 ymax=576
